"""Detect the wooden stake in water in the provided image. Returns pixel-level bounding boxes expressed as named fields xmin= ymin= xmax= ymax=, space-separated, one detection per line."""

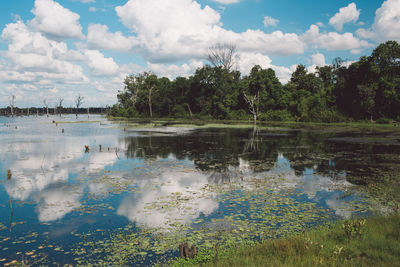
xmin=179 ymin=243 xmax=197 ymax=259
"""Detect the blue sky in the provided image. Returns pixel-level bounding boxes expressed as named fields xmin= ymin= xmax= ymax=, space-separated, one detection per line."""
xmin=0 ymin=0 xmax=399 ymax=108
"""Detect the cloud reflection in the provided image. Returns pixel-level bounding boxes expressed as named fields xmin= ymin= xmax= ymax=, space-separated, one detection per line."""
xmin=1 ymin=118 xmax=359 ymax=227
xmin=35 ymin=183 xmax=84 ymax=222
xmin=117 ymin=169 xmax=218 ymax=230
xmin=1 ymin=119 xmax=120 ymax=222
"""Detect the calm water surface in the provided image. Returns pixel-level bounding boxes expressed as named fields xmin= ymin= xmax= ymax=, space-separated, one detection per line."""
xmin=0 ymin=115 xmax=399 ymax=265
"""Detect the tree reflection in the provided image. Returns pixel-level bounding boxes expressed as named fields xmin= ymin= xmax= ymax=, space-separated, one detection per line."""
xmin=120 ymin=126 xmax=400 ymax=186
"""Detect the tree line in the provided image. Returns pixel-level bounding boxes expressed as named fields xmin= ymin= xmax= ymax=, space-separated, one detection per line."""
xmin=2 ymin=94 xmax=109 ymax=117
xmin=110 ymin=41 xmax=400 ymax=123
xmin=0 ymin=106 xmax=108 ymax=117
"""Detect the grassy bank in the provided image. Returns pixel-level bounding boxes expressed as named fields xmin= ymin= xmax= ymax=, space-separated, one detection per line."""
xmin=168 ymin=172 xmax=400 ymax=267
xmin=169 ymin=213 xmax=400 ymax=267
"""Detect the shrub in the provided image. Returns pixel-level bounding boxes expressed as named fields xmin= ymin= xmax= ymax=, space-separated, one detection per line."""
xmin=308 ymin=110 xmax=348 ymax=123
xmin=260 ymin=110 xmax=294 ymax=122
xmin=376 ymin=117 xmax=392 ymax=124
xmin=227 ymin=110 xmax=249 ymax=120
xmin=171 ymin=105 xmax=189 ymax=118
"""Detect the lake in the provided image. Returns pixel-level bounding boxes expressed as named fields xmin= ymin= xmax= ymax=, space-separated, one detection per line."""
xmin=0 ymin=115 xmax=399 ymax=265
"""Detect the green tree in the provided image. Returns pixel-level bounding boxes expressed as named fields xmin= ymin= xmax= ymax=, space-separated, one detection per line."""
xmin=189 ymin=65 xmax=238 ymax=119
xmin=244 ymin=65 xmax=283 ymax=123
xmin=139 ymin=72 xmax=158 ymax=119
xmin=286 ymin=65 xmax=324 ymax=120
xmin=370 ymin=41 xmax=400 ymax=119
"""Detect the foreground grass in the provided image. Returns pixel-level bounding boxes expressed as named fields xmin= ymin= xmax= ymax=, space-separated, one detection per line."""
xmin=169 ymin=214 xmax=400 ymax=267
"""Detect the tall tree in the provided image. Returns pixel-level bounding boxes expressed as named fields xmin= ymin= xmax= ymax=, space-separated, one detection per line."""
xmin=173 ymin=76 xmax=193 ymax=118
xmin=207 ymin=43 xmax=237 ymax=71
xmin=143 ymin=72 xmax=158 ymax=119
xmin=358 ymin=83 xmax=377 ymax=121
xmin=370 ymin=41 xmax=400 ymax=119
xmin=124 ymin=75 xmax=141 ymax=106
xmin=245 ymin=65 xmax=283 ymax=121
xmin=58 ymin=97 xmax=64 ymax=117
xmin=43 ymin=98 xmax=49 ymax=117
xmin=75 ymin=94 xmax=84 ymax=118
xmin=153 ymin=77 xmax=173 ymax=117
xmin=9 ymin=95 xmax=15 ymax=117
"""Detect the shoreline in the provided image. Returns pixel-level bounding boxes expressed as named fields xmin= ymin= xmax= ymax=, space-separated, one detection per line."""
xmin=167 ymin=213 xmax=400 ymax=266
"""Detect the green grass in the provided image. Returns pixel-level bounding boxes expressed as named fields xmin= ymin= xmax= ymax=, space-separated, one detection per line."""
xmin=168 ymin=214 xmax=400 ymax=267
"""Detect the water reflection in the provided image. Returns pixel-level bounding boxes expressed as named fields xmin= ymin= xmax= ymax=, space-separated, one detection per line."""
xmin=35 ymin=183 xmax=83 ymax=222
xmin=1 ymin=116 xmax=121 ymax=223
xmin=1 ymin=116 xmax=399 ymax=264
xmin=117 ymin=168 xmax=218 ymax=229
xmin=0 ymin=121 xmax=364 ymax=225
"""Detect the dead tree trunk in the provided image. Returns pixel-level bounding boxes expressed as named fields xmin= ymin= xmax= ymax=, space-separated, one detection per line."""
xmin=9 ymin=95 xmax=15 ymax=118
xmin=257 ymin=89 xmax=260 ymax=117
xmin=148 ymin=87 xmax=153 ymax=119
xmin=179 ymin=243 xmax=197 ymax=259
xmin=244 ymin=93 xmax=259 ymax=126
xmin=186 ymin=103 xmax=193 ymax=119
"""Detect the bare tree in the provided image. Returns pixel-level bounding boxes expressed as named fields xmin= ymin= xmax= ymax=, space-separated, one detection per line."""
xmin=244 ymin=93 xmax=260 ymax=126
xmin=43 ymin=98 xmax=49 ymax=117
xmin=9 ymin=95 xmax=15 ymax=117
xmin=58 ymin=97 xmax=64 ymax=117
xmin=207 ymin=43 xmax=237 ymax=71
xmin=75 ymin=94 xmax=84 ymax=118
xmin=186 ymin=103 xmax=193 ymax=119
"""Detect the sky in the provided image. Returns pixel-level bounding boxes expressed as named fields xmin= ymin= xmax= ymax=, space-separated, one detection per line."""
xmin=0 ymin=0 xmax=398 ymax=108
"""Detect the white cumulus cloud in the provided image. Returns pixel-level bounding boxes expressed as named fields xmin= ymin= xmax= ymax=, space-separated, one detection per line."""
xmin=356 ymin=0 xmax=400 ymax=42
xmin=311 ymin=53 xmax=326 ymax=66
xmin=30 ymin=0 xmax=84 ymax=40
xmin=307 ymin=53 xmax=327 ymax=73
xmin=237 ymin=52 xmax=296 ymax=84
xmin=115 ymin=0 xmax=305 ymax=63
xmin=1 ymin=20 xmax=88 ymax=83
xmin=329 ymin=3 xmax=360 ymax=31
xmin=148 ymin=60 xmax=204 ymax=79
xmin=86 ymin=24 xmax=138 ymax=52
xmin=84 ymin=49 xmax=119 ymax=76
xmin=303 ymin=24 xmax=372 ymax=54
xmin=263 ymin=16 xmax=279 ymax=27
